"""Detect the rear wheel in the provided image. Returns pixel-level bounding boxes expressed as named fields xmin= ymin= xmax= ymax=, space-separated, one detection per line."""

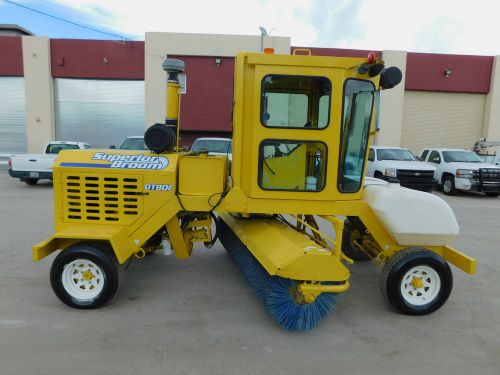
xmin=380 ymin=248 xmax=453 ymax=315
xmin=50 ymin=242 xmax=122 ymax=309
xmin=342 ymin=219 xmax=370 ymax=261
xmin=442 ymin=176 xmax=456 ymax=195
xmin=24 ymin=178 xmax=38 ymax=185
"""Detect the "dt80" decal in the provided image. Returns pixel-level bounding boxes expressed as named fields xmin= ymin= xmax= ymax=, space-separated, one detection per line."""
xmin=145 ymin=184 xmax=174 ymax=191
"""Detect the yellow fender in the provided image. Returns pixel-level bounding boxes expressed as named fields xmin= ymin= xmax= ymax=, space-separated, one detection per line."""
xmin=33 ymin=225 xmax=132 ymax=263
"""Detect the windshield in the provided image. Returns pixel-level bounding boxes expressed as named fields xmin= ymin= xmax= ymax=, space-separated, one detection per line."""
xmin=377 ymin=148 xmax=416 ymax=161
xmin=442 ymin=151 xmax=482 ymax=163
xmin=191 ymin=139 xmax=232 ymax=154
xmin=46 ymin=144 xmax=80 ymax=154
xmin=338 ymin=79 xmax=375 ymax=193
xmin=119 ymin=138 xmax=147 ymax=150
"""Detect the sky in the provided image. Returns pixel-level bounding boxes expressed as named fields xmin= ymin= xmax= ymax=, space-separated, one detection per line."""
xmin=1 ymin=0 xmax=499 ymax=56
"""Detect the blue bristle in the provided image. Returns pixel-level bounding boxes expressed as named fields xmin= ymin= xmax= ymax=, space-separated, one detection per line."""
xmin=264 ymin=277 xmax=338 ymax=332
xmin=218 ymin=218 xmax=338 ymax=332
xmin=223 ymin=230 xmax=270 ymax=299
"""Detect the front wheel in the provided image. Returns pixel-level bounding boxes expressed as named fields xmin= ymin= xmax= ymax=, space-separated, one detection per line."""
xmin=50 ymin=243 xmax=122 ymax=309
xmin=442 ymin=176 xmax=456 ymax=195
xmin=486 ymin=193 xmax=499 ymax=197
xmin=380 ymin=248 xmax=453 ymax=315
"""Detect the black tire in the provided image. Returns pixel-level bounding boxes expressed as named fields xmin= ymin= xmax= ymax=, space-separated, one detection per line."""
xmin=50 ymin=242 xmax=122 ymax=309
xmin=380 ymin=248 xmax=453 ymax=315
xmin=25 ymin=178 xmax=38 ymax=185
xmin=342 ymin=219 xmax=370 ymax=261
xmin=442 ymin=176 xmax=456 ymax=195
xmin=485 ymin=193 xmax=499 ymax=197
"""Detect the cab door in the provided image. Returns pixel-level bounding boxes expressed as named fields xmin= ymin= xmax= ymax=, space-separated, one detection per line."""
xmin=242 ymin=63 xmax=342 ymax=201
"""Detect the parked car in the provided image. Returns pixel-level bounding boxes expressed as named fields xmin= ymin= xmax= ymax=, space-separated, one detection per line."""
xmin=8 ymin=141 xmax=93 ymax=185
xmin=420 ymin=148 xmax=500 ymax=196
xmin=366 ymin=146 xmax=436 ymax=192
xmin=112 ymin=136 xmax=148 ymax=150
xmin=190 ymin=137 xmax=232 ymax=161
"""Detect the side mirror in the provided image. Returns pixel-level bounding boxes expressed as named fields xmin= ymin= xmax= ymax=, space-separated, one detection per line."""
xmin=432 ymin=157 xmax=440 ymax=163
xmin=110 ymin=145 xmax=116 ymax=149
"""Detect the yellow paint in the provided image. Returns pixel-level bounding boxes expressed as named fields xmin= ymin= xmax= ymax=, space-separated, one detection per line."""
xmin=219 ymin=212 xmax=350 ymax=282
xmin=261 ymin=143 xmax=307 ymax=190
xmin=178 ymin=154 xmax=227 ymax=196
xmin=166 ymin=214 xmax=192 ymax=259
xmin=299 ymin=281 xmax=350 ymax=294
xmin=82 ymin=270 xmax=94 ymax=281
xmin=166 ymin=81 xmax=180 ymax=122
xmin=134 ymin=249 xmax=146 ymax=259
xmin=411 ymin=278 xmax=423 ymax=288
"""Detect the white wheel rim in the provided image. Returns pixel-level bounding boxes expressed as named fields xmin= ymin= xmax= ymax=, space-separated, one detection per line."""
xmin=61 ymin=259 xmax=105 ymax=301
xmin=400 ymin=265 xmax=441 ymax=306
xmin=443 ymin=180 xmax=451 ymax=193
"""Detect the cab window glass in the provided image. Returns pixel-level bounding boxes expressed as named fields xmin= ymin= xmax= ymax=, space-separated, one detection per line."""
xmin=259 ymin=140 xmax=327 ymax=191
xmin=46 ymin=144 xmax=80 ymax=154
xmin=338 ymin=79 xmax=375 ymax=193
xmin=429 ymin=151 xmax=441 ymax=164
xmin=421 ymin=150 xmax=429 ymax=161
xmin=261 ymin=75 xmax=331 ymax=129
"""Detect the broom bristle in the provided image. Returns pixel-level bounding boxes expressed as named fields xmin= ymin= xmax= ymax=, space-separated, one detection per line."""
xmin=217 ymin=218 xmax=338 ymax=332
xmin=218 ymin=218 xmax=270 ymax=298
xmin=264 ymin=277 xmax=338 ymax=332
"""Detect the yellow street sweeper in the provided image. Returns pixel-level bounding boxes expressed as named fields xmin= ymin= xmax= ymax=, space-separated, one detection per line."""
xmin=33 ymin=50 xmax=475 ymax=331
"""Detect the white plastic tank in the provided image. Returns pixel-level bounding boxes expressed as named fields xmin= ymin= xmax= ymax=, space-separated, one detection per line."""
xmin=363 ymin=182 xmax=459 ymax=246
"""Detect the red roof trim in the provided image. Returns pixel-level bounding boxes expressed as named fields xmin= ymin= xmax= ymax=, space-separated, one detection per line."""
xmin=51 ymin=39 xmax=144 ymax=80
xmin=292 ymin=46 xmax=381 ymax=58
xmin=405 ymin=52 xmax=493 ymax=93
xmin=0 ymin=37 xmax=23 ymax=76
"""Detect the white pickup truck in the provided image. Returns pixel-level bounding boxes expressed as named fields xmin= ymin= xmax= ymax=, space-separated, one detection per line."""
xmin=8 ymin=141 xmax=93 ymax=185
xmin=419 ymin=148 xmax=500 ymax=196
xmin=366 ymin=146 xmax=437 ymax=192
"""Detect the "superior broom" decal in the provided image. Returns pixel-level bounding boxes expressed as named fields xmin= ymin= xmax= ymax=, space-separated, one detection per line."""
xmin=60 ymin=153 xmax=169 ymax=170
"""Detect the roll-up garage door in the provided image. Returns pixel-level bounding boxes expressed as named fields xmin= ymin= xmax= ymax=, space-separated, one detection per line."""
xmin=401 ymin=91 xmax=485 ymax=154
xmin=0 ymin=77 xmax=27 ymax=154
xmin=55 ymin=79 xmax=145 ymax=148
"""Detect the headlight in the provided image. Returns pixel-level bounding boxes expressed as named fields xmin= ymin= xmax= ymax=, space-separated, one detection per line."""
xmin=384 ymin=168 xmax=397 ymax=177
xmin=456 ymin=169 xmax=473 ymax=178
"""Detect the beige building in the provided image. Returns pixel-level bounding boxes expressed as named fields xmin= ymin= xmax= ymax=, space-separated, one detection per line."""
xmin=1 ymin=29 xmax=500 ymax=155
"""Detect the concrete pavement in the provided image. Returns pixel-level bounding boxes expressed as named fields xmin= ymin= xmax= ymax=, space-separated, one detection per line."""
xmin=0 ymin=172 xmax=498 ymax=375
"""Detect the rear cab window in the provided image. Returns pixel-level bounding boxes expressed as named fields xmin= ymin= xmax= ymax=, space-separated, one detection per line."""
xmin=46 ymin=144 xmax=80 ymax=154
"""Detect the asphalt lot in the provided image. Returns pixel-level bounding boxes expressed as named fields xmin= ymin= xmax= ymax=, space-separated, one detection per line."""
xmin=0 ymin=172 xmax=499 ymax=375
